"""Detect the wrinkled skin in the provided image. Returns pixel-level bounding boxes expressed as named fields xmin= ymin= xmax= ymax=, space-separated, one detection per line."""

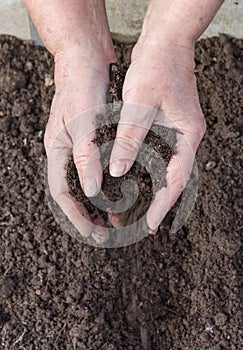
xmin=46 ymin=39 xmax=206 ymax=238
xmin=44 ymin=47 xmax=115 ymax=243
xmin=108 ymin=39 xmax=206 ymax=231
xmin=24 ymin=0 xmax=223 ymax=242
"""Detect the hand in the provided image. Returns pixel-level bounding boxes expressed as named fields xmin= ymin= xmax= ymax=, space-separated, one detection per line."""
xmin=24 ymin=0 xmax=117 ymax=243
xmin=45 ymin=46 xmax=115 ymax=243
xmin=109 ymin=38 xmax=206 ymax=232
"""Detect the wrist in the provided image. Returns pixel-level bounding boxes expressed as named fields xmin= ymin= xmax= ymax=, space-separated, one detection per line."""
xmin=53 ymin=45 xmax=112 ymax=88
xmin=53 ymin=24 xmax=116 ymax=65
xmin=140 ymin=0 xmax=224 ymax=49
xmin=132 ymin=27 xmax=195 ymax=69
xmin=140 ymin=24 xmax=196 ymax=54
xmin=24 ymin=0 xmax=115 ymax=61
xmin=54 ymin=42 xmax=115 ymax=69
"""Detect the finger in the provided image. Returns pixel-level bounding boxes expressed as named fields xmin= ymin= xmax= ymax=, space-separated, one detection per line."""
xmin=92 ymin=229 xmax=110 ymax=245
xmin=66 ymin=109 xmax=103 ymax=198
xmin=46 ymin=125 xmax=110 ymax=243
xmin=91 ymin=214 xmax=110 ymax=244
xmin=110 ymin=103 xmax=157 ymax=177
xmin=107 ymin=211 xmax=123 ymax=228
xmin=47 ymin=142 xmax=93 ymax=237
xmin=146 ymin=132 xmax=196 ymax=230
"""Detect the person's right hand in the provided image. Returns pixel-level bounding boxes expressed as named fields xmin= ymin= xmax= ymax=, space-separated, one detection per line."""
xmin=44 ymin=46 xmax=115 ymax=243
xmin=23 ymin=0 xmax=118 ymax=243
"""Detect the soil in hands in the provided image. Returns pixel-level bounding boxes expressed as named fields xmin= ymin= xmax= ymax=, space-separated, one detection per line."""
xmin=65 ymin=63 xmax=176 ymax=231
xmin=0 ymin=34 xmax=242 ymax=350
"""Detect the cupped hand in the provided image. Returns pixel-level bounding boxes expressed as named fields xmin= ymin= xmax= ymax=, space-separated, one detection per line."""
xmin=45 ymin=46 xmax=115 ymax=243
xmin=109 ymin=39 xmax=206 ymax=232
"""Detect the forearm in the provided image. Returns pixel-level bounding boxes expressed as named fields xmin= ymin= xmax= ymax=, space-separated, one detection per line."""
xmin=142 ymin=0 xmax=224 ymax=46
xmin=23 ymin=0 xmax=113 ymax=58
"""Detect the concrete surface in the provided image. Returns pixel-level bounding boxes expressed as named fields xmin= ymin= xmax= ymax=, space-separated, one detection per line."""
xmin=106 ymin=0 xmax=148 ymax=43
xmin=0 ymin=0 xmax=242 ymax=44
xmin=106 ymin=0 xmax=243 ymax=42
xmin=0 ymin=0 xmax=30 ymax=40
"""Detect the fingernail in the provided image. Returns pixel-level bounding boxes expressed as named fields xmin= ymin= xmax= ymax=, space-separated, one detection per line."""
xmin=110 ymin=159 xmax=127 ymax=177
xmin=108 ymin=212 xmax=123 ymax=228
xmin=93 ymin=227 xmax=109 ymax=244
xmin=83 ymin=177 xmax=99 ymax=197
xmin=149 ymin=227 xmax=158 ymax=235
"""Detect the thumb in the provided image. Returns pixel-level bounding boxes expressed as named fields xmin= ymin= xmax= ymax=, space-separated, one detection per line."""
xmin=110 ymin=103 xmax=157 ymax=177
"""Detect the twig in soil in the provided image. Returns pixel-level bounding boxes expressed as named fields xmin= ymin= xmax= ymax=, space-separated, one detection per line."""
xmin=11 ymin=329 xmax=26 ymax=347
xmin=53 ymin=322 xmax=67 ymax=348
xmin=1 ymin=325 xmax=7 ymax=349
xmin=73 ymin=337 xmax=77 ymax=350
xmin=3 ymin=266 xmax=12 ymax=276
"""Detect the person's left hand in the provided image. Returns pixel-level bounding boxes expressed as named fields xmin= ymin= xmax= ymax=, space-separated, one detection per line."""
xmin=108 ymin=38 xmax=206 ymax=233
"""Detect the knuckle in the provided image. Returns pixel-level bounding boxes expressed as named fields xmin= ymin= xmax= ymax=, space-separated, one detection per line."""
xmin=168 ymin=176 xmax=184 ymax=194
xmin=200 ymin=119 xmax=207 ymax=135
xmin=187 ymin=116 xmax=206 ymax=149
xmin=44 ymin=130 xmax=54 ymax=153
xmin=52 ymin=192 xmax=80 ymax=218
xmin=192 ymin=122 xmax=206 ymax=143
xmin=74 ymin=147 xmax=100 ymax=169
xmin=74 ymin=152 xmax=91 ymax=168
xmin=194 ymin=114 xmax=207 ymax=136
xmin=49 ymin=188 xmax=61 ymax=205
xmin=174 ymin=180 xmax=185 ymax=195
xmin=115 ymin=136 xmax=141 ymax=155
xmin=50 ymin=191 xmax=66 ymax=205
xmin=167 ymin=165 xmax=190 ymax=191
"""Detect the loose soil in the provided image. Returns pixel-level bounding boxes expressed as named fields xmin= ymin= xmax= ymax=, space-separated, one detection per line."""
xmin=66 ymin=63 xmax=176 ymax=234
xmin=0 ymin=35 xmax=242 ymax=350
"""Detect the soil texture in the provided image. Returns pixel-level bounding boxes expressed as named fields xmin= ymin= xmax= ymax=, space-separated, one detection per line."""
xmin=66 ymin=63 xmax=176 ymax=233
xmin=0 ymin=35 xmax=242 ymax=350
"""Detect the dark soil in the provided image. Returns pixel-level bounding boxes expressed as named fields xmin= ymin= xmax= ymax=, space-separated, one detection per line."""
xmin=0 ymin=34 xmax=242 ymax=349
xmin=66 ymin=63 xmax=176 ymax=233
